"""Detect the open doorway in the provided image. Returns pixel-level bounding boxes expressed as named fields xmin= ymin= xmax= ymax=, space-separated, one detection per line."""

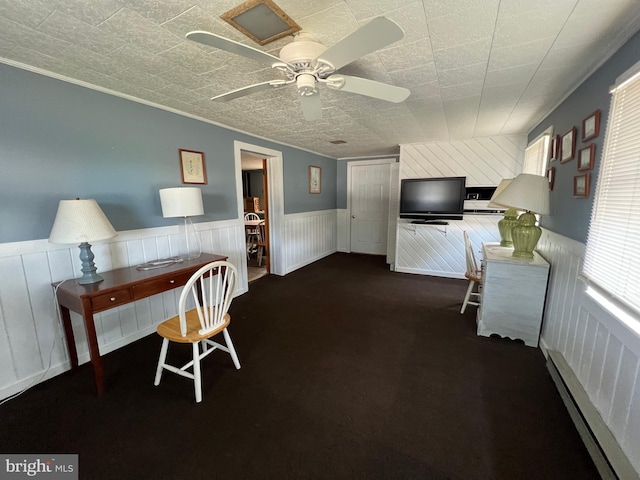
xmin=241 ymin=152 xmax=268 ymax=283
xmin=234 ymin=141 xmax=285 ymax=285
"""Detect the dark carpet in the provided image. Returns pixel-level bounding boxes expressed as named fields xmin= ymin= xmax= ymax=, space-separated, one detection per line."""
xmin=0 ymin=253 xmax=598 ymax=479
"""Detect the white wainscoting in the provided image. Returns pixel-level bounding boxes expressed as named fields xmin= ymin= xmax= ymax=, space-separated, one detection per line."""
xmin=337 ymin=209 xmax=350 ymax=253
xmin=283 ymin=210 xmax=337 ymax=274
xmin=537 ymin=229 xmax=640 ymax=474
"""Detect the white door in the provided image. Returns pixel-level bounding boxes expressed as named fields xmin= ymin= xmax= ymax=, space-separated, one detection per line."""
xmin=350 ymin=163 xmax=391 ymax=255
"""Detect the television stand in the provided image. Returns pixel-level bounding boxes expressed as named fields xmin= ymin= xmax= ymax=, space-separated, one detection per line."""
xmin=411 ymin=220 xmax=449 ymax=225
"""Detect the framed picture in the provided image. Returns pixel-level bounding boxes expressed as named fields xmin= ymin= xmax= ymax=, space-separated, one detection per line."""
xmin=179 ymin=149 xmax=207 ymax=184
xmin=582 ymin=110 xmax=601 ymax=142
xmin=560 ymin=127 xmax=576 ymax=163
xmin=547 ymin=166 xmax=556 ymax=191
xmin=309 ymin=165 xmax=321 ymax=194
xmin=549 ymin=135 xmax=558 ymax=162
xmin=573 ymin=173 xmax=590 ymax=198
xmin=578 ymin=144 xmax=595 ymax=171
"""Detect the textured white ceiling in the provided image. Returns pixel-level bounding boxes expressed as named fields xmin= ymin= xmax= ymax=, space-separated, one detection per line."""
xmin=1 ymin=0 xmax=640 ymax=159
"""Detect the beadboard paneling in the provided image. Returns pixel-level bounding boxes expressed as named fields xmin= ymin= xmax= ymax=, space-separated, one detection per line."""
xmin=284 ymin=210 xmax=337 ymax=274
xmin=537 ymin=229 xmax=640 ymax=474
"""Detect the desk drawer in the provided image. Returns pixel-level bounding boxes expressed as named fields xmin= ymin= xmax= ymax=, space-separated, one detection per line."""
xmin=91 ymin=289 xmax=133 ymax=311
xmin=133 ymin=271 xmax=193 ymax=299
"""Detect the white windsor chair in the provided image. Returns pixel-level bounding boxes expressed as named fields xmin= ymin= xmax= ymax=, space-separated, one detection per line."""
xmin=154 ymin=260 xmax=241 ymax=403
xmin=460 ymin=231 xmax=483 ymax=314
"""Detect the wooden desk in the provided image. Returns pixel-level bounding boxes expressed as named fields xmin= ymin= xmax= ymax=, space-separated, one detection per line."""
xmin=54 ymin=253 xmax=227 ymax=395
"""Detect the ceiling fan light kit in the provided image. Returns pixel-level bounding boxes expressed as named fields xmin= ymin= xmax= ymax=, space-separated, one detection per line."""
xmin=186 ymin=16 xmax=410 ymax=121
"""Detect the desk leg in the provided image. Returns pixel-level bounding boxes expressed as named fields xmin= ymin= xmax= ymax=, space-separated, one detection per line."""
xmin=81 ymin=300 xmax=105 ymax=396
xmin=60 ymin=305 xmax=78 ymax=371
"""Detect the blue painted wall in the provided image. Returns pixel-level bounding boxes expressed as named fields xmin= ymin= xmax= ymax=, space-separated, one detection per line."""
xmin=0 ymin=63 xmax=336 ymax=243
xmin=529 ymin=30 xmax=640 ymax=243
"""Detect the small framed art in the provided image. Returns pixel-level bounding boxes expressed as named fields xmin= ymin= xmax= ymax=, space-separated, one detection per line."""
xmin=573 ymin=173 xmax=590 ymax=198
xmin=578 ymin=144 xmax=595 ymax=171
xmin=309 ymin=165 xmax=321 ymax=194
xmin=549 ymin=135 xmax=558 ymax=162
xmin=179 ymin=149 xmax=207 ymax=184
xmin=547 ymin=166 xmax=555 ymax=191
xmin=560 ymin=127 xmax=576 ymax=163
xmin=582 ymin=110 xmax=601 ymax=142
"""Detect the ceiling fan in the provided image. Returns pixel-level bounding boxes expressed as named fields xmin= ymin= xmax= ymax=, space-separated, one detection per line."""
xmin=186 ymin=17 xmax=411 ymax=121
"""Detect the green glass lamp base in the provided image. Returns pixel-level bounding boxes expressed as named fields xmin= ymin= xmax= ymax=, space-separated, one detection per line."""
xmin=511 ymin=212 xmax=541 ymax=259
xmin=498 ymin=208 xmax=519 ymax=247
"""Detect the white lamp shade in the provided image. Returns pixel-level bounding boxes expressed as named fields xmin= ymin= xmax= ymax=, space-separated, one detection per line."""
xmin=159 ymin=187 xmax=204 ymax=218
xmin=490 ymin=173 xmax=550 ymax=215
xmin=487 ymin=178 xmax=514 ymax=209
xmin=49 ymin=199 xmax=117 ymax=244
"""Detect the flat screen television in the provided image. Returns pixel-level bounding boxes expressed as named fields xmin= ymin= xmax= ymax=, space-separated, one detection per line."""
xmin=399 ymin=176 xmax=466 ymax=221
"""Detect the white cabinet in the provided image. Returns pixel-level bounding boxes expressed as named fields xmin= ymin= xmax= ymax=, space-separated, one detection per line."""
xmin=477 ymin=243 xmax=550 ymax=347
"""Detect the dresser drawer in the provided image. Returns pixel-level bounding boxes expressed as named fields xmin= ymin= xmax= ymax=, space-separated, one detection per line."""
xmin=133 ymin=271 xmax=194 ymax=299
xmin=91 ymin=288 xmax=133 ymax=311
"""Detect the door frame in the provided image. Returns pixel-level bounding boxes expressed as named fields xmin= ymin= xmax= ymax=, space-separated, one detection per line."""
xmin=346 ymin=158 xmax=396 ymax=254
xmin=234 ymin=141 xmax=285 ymax=276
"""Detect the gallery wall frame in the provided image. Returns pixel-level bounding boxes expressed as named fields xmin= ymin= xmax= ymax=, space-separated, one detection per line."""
xmin=560 ymin=126 xmax=577 ymax=163
xmin=547 ymin=166 xmax=556 ymax=191
xmin=578 ymin=144 xmax=596 ymax=171
xmin=582 ymin=110 xmax=601 ymax=142
xmin=574 ymin=172 xmax=590 ymax=198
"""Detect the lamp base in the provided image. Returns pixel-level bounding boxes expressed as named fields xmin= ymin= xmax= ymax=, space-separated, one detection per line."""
xmin=77 ymin=242 xmax=104 ymax=284
xmin=511 ymin=212 xmax=541 ymax=259
xmin=175 ymin=217 xmax=202 ymax=260
xmin=498 ymin=208 xmax=519 ymax=247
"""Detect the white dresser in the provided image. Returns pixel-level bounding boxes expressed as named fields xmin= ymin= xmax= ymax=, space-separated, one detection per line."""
xmin=477 ymin=243 xmax=550 ymax=347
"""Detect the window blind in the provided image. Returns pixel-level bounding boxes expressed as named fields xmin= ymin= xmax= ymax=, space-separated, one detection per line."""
xmin=583 ymin=65 xmax=640 ymax=316
xmin=522 ymin=134 xmax=550 ymax=176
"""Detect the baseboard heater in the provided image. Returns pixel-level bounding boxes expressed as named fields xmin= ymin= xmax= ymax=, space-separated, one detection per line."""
xmin=546 ymin=350 xmax=638 ymax=480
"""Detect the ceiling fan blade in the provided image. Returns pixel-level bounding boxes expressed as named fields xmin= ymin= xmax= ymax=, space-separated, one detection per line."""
xmin=316 ymin=17 xmax=404 ymax=71
xmin=211 ymin=80 xmax=287 ymax=102
xmin=300 ymin=93 xmax=322 ymax=121
xmin=186 ymin=31 xmax=290 ymax=69
xmin=327 ymin=74 xmax=410 ymax=103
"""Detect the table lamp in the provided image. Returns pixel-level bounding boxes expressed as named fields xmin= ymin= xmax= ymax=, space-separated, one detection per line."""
xmin=159 ymin=187 xmax=204 ymax=260
xmin=49 ymin=198 xmax=117 ymax=284
xmin=489 ymin=173 xmax=550 ymax=258
xmin=487 ymin=178 xmax=519 ymax=247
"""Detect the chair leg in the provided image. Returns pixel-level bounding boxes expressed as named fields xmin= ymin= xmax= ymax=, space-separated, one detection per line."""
xmin=460 ymin=280 xmax=476 ymax=314
xmin=223 ymin=328 xmax=241 ymax=370
xmin=154 ymin=338 xmax=169 ymax=386
xmin=192 ymin=342 xmax=203 ymax=403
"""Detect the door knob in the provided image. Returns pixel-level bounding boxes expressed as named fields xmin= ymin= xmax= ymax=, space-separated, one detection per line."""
xmin=351 ymin=215 xmax=356 ymax=218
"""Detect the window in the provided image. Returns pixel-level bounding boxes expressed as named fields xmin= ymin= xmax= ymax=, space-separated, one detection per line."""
xmin=583 ymin=61 xmax=640 ymax=318
xmin=522 ymin=128 xmax=551 ymax=176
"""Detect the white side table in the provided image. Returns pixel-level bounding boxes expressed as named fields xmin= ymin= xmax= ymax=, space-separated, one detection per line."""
xmin=477 ymin=243 xmax=550 ymax=347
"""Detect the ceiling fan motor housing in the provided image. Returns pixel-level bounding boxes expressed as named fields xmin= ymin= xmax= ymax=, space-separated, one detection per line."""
xmin=279 ymin=33 xmax=328 ymax=72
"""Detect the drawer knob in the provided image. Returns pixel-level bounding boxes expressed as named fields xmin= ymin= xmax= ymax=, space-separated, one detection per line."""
xmin=169 ymin=279 xmax=175 ymax=284
xmin=110 ymin=297 xmax=116 ymax=302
